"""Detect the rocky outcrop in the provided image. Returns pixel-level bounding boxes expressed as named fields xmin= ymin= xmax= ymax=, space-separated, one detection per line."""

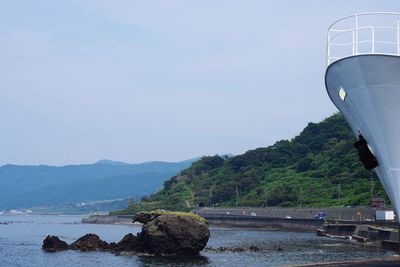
xmin=132 ymin=212 xmax=160 ymax=224
xmin=42 ymin=211 xmax=210 ymax=255
xmin=136 ymin=213 xmax=210 ymax=255
xmin=69 ymin=233 xmax=110 ymax=251
xmin=114 ymin=233 xmax=139 ymax=252
xmin=42 ymin=235 xmax=69 ymax=252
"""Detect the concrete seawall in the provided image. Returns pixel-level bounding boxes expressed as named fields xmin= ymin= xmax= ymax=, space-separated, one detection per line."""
xmin=195 ymin=207 xmax=396 ymax=232
xmin=82 ymin=207 xmax=396 ymax=233
xmin=318 ymin=223 xmax=400 ymax=251
xmin=82 ymin=213 xmax=324 ymax=232
xmin=201 ymin=214 xmax=324 ymax=232
xmin=196 ymin=207 xmax=388 ymax=221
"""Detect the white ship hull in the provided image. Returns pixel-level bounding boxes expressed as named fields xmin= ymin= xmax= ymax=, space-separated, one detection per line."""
xmin=325 ymin=54 xmax=400 ymax=214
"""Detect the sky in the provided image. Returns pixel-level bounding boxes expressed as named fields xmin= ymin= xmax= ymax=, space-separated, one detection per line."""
xmin=0 ymin=0 xmax=398 ymax=166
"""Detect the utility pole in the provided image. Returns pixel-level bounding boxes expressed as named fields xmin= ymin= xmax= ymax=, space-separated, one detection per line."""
xmin=209 ymin=189 xmax=212 ymax=207
xmin=338 ymin=184 xmax=341 ymax=202
xmin=209 ymin=185 xmax=216 ymax=207
xmin=235 ymin=187 xmax=239 ymax=207
xmin=300 ymin=187 xmax=303 ymax=207
xmin=370 ymin=177 xmax=375 ymax=199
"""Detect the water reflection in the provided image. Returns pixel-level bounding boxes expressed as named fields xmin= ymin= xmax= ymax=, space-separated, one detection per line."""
xmin=137 ymin=254 xmax=210 ymax=266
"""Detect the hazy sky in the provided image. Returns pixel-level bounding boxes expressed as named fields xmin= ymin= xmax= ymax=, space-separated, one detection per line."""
xmin=0 ymin=0 xmax=398 ymax=166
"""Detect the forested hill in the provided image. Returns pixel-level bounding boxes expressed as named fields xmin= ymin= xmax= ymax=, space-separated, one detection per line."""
xmin=115 ymin=114 xmax=388 ymax=214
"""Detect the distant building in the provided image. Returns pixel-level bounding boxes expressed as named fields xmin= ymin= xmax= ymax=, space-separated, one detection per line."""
xmin=370 ymin=197 xmax=385 ymax=208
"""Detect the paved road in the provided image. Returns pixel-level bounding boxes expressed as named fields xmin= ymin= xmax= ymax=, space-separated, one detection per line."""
xmin=197 ymin=207 xmax=386 ymax=221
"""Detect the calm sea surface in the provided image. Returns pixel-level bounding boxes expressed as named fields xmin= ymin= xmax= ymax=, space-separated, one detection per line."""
xmin=0 ymin=215 xmax=394 ymax=267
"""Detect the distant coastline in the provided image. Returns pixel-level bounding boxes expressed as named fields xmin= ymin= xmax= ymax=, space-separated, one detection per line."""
xmin=81 ymin=214 xmax=136 ymax=225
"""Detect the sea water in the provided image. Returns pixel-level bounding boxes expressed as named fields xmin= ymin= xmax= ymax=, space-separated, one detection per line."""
xmin=0 ymin=215 xmax=394 ymax=267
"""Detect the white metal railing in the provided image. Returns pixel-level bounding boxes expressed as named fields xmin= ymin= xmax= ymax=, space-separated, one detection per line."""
xmin=327 ymin=12 xmax=400 ymax=66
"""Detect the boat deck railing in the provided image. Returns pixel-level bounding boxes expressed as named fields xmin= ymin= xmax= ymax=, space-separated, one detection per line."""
xmin=327 ymin=12 xmax=400 ymax=66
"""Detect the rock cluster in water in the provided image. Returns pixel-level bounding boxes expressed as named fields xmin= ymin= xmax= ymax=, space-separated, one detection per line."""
xmin=42 ymin=235 xmax=68 ymax=251
xmin=42 ymin=211 xmax=210 ymax=255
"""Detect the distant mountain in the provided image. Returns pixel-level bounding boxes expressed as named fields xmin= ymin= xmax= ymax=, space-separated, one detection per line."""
xmin=0 ymin=159 xmax=197 ymax=212
xmin=114 ymin=114 xmax=389 ymax=214
xmin=94 ymin=159 xmax=130 ymax=166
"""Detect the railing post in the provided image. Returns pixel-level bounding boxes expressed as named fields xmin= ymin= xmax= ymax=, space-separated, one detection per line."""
xmin=397 ymin=22 xmax=400 ymax=55
xmin=355 ymin=14 xmax=359 ymax=55
xmin=327 ymin=30 xmax=331 ymax=65
xmin=327 ymin=13 xmax=400 ymax=65
xmin=372 ymin=27 xmax=375 ymax=54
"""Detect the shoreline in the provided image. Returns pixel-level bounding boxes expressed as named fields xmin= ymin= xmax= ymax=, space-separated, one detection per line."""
xmin=5 ymin=214 xmax=396 ymax=266
xmin=81 ymin=214 xmax=140 ymax=225
xmin=291 ymin=256 xmax=400 ymax=267
xmin=81 ymin=214 xmax=321 ymax=232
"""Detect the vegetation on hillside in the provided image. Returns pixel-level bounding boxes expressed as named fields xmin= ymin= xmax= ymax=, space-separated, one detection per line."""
xmin=113 ymin=114 xmax=388 ymax=215
xmin=136 ymin=210 xmax=206 ymax=223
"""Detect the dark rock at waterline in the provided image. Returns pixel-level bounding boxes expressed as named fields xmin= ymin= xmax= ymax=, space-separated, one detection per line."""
xmin=69 ymin=233 xmax=110 ymax=251
xmin=108 ymin=242 xmax=117 ymax=250
xmin=249 ymin=245 xmax=260 ymax=252
xmin=136 ymin=213 xmax=210 ymax=255
xmin=231 ymin=247 xmax=245 ymax=252
xmin=42 ymin=235 xmax=69 ymax=252
xmin=114 ymin=233 xmax=139 ymax=252
xmin=42 ymin=212 xmax=210 ymax=255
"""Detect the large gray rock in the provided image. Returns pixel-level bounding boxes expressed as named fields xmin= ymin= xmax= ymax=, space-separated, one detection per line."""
xmin=136 ymin=213 xmax=210 ymax=255
xmin=69 ymin=233 xmax=110 ymax=251
xmin=42 ymin=212 xmax=210 ymax=255
xmin=114 ymin=233 xmax=139 ymax=252
xmin=132 ymin=212 xmax=160 ymax=224
xmin=42 ymin=235 xmax=69 ymax=252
